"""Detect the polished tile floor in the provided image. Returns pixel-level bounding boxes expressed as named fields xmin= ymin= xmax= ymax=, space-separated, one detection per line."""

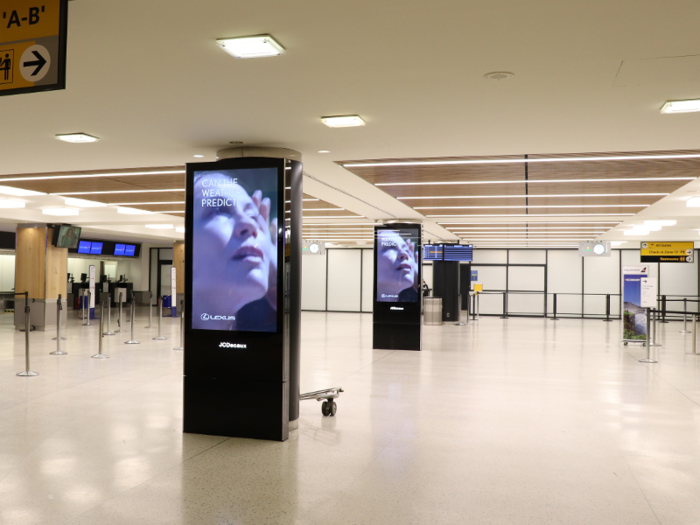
xmin=1 ymin=309 xmax=700 ymax=524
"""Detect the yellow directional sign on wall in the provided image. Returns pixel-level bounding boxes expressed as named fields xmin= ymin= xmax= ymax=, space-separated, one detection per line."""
xmin=640 ymin=242 xmax=694 ymax=263
xmin=0 ymin=0 xmax=67 ymax=96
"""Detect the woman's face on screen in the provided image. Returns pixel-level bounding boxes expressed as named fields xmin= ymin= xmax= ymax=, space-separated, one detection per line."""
xmin=376 ymin=231 xmax=415 ymax=297
xmin=192 ymin=174 xmax=273 ymax=310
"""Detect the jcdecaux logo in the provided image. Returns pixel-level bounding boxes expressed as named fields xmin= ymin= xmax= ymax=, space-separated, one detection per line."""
xmin=219 ymin=342 xmax=247 ymax=349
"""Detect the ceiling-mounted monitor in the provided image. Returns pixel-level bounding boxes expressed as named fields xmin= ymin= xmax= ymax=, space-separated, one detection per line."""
xmin=124 ymin=245 xmax=136 ymax=256
xmin=53 ymin=225 xmax=82 ymax=249
xmin=422 ymin=244 xmax=443 ymax=261
xmin=114 ymin=244 xmax=126 ymax=256
xmin=443 ymin=244 xmax=473 ymax=262
xmin=77 ymin=240 xmax=91 ymax=254
xmin=90 ymin=242 xmax=103 ymax=255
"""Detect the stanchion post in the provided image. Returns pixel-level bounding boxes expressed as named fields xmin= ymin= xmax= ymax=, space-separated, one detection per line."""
xmin=116 ymin=291 xmax=124 ymax=333
xmin=153 ymin=296 xmax=166 ymax=340
xmin=50 ymin=294 xmax=67 ymax=355
xmin=174 ymin=300 xmax=184 ymax=351
xmin=104 ymin=295 xmax=115 ymax=335
xmin=80 ymin=289 xmax=85 ymax=322
xmin=551 ymin=293 xmax=559 ymax=321
xmin=83 ymin=290 xmax=91 ymax=326
xmin=125 ymin=292 xmax=140 ymax=344
xmin=603 ymin=294 xmax=613 ymax=322
xmin=651 ymin=308 xmax=662 ymax=347
xmin=475 ymin=293 xmax=480 ymax=320
xmin=92 ymin=302 xmax=109 ymax=359
xmin=661 ymin=295 xmax=669 ymax=323
xmin=145 ymin=291 xmax=153 ymax=328
xmin=639 ymin=308 xmax=658 ymax=363
xmin=500 ymin=292 xmax=508 ymax=319
xmin=17 ymin=302 xmax=38 ymax=376
xmin=680 ymin=298 xmax=690 ymax=334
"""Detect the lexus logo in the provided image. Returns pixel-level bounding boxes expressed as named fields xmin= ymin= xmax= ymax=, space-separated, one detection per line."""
xmin=201 ymin=313 xmax=209 ymax=320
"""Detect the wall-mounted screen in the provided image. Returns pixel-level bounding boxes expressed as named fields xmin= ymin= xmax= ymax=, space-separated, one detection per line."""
xmin=77 ymin=240 xmax=91 ymax=254
xmin=114 ymin=244 xmax=125 ymax=256
xmin=90 ymin=242 xmax=103 ymax=255
xmin=191 ymin=167 xmax=279 ymax=332
xmin=423 ymin=244 xmax=443 ymax=261
xmin=375 ymin=225 xmax=421 ymax=303
xmin=54 ymin=225 xmax=81 ymax=249
xmin=124 ymin=245 xmax=136 ymax=257
xmin=443 ymin=244 xmax=473 ymax=262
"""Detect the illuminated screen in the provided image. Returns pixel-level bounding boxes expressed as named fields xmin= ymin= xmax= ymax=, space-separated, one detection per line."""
xmin=78 ymin=241 xmax=91 ymax=254
xmin=443 ymin=244 xmax=473 ymax=262
xmin=55 ymin=225 xmax=81 ymax=249
xmin=114 ymin=244 xmax=125 ymax=256
xmin=375 ymin=226 xmax=421 ymax=303
xmin=191 ymin=167 xmax=279 ymax=332
xmin=423 ymin=244 xmax=443 ymax=261
xmin=90 ymin=242 xmax=103 ymax=255
xmin=124 ymin=245 xmax=136 ymax=257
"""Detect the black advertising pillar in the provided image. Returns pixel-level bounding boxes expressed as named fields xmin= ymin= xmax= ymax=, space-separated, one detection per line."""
xmin=433 ymin=261 xmax=460 ymax=323
xmin=287 ymin=160 xmax=302 ymax=424
xmin=183 ymin=155 xmax=301 ymax=441
xmin=372 ymin=223 xmax=422 ymax=351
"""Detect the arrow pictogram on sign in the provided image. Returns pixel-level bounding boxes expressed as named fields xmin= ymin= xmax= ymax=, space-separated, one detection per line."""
xmin=22 ymin=50 xmax=46 ymax=76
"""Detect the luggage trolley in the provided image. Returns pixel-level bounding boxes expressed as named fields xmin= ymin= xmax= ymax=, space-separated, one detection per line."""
xmin=300 ymin=387 xmax=344 ymax=417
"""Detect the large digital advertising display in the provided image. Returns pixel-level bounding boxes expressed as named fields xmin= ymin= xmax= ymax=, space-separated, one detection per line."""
xmin=191 ymin=167 xmax=279 ymax=333
xmin=375 ymin=226 xmax=421 ymax=303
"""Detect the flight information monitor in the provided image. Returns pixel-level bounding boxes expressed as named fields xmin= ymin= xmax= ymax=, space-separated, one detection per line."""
xmin=77 ymin=241 xmax=91 ymax=254
xmin=114 ymin=244 xmax=125 ymax=256
xmin=124 ymin=245 xmax=136 ymax=257
xmin=443 ymin=244 xmax=473 ymax=262
xmin=423 ymin=244 xmax=443 ymax=261
xmin=90 ymin=242 xmax=103 ymax=255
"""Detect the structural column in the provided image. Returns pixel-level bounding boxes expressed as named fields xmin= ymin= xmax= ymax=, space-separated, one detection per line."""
xmin=14 ymin=224 xmax=68 ymax=331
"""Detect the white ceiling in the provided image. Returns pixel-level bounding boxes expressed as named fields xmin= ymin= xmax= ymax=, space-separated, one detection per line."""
xmin=2 ymin=0 xmax=700 ymax=244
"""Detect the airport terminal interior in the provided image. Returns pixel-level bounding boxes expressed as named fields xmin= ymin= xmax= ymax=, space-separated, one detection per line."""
xmin=2 ymin=1 xmax=700 ymax=524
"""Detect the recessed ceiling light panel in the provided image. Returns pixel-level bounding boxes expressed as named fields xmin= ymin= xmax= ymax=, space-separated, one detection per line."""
xmin=216 ymin=35 xmax=285 ymax=59
xmin=42 ymin=207 xmax=79 ymax=216
xmin=0 ymin=199 xmax=25 ymax=209
xmin=321 ymin=115 xmax=365 ymax=128
xmin=687 ymin=197 xmax=700 ymax=207
xmin=55 ymin=133 xmax=99 ymax=143
xmin=64 ymin=197 xmax=107 ymax=208
xmin=661 ymin=99 xmax=700 ymax=114
xmin=0 ymin=185 xmax=45 ymax=196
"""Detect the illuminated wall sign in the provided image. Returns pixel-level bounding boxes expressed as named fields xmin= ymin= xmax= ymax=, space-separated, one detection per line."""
xmin=640 ymin=242 xmax=694 ymax=263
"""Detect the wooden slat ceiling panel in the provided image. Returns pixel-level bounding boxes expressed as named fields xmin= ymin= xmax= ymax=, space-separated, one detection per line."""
xmin=97 ymin=192 xmax=185 ymax=204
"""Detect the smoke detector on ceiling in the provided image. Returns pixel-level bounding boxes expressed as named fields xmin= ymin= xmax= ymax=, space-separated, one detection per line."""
xmin=484 ymin=71 xmax=515 ymax=81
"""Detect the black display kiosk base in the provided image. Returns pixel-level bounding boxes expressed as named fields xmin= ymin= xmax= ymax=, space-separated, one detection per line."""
xmin=183 ymin=151 xmax=302 ymax=442
xmin=372 ymin=222 xmax=422 ymax=352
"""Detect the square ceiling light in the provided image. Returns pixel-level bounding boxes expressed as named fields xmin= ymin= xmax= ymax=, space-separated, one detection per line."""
xmin=65 ymin=197 xmax=107 ymax=208
xmin=661 ymin=99 xmax=700 ymax=114
xmin=216 ymin=35 xmax=285 ymax=59
xmin=0 ymin=199 xmax=25 ymax=209
xmin=321 ymin=115 xmax=366 ymax=128
xmin=55 ymin=133 xmax=99 ymax=143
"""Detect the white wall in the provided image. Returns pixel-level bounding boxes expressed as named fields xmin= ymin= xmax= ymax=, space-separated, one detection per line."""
xmin=583 ymin=250 xmax=620 ymax=316
xmin=327 ymin=249 xmax=362 ymax=311
xmin=0 ymin=254 xmax=15 ymax=291
xmin=301 ymin=253 xmax=327 ymax=310
xmin=547 ymin=250 xmax=582 ymax=315
xmin=361 ymin=249 xmax=373 ymax=312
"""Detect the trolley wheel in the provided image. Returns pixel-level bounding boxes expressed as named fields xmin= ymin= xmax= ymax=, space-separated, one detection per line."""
xmin=330 ymin=401 xmax=337 ymax=417
xmin=321 ymin=401 xmax=331 ymax=416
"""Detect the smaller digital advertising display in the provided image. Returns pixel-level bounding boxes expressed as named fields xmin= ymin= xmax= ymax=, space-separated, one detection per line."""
xmin=54 ymin=225 xmax=81 ymax=249
xmin=375 ymin=225 xmax=421 ymax=303
xmin=423 ymin=245 xmax=443 ymax=261
xmin=90 ymin=242 xmax=103 ymax=255
xmin=190 ymin=167 xmax=279 ymax=333
xmin=77 ymin=240 xmax=91 ymax=254
xmin=443 ymin=244 xmax=473 ymax=262
xmin=114 ymin=244 xmax=125 ymax=256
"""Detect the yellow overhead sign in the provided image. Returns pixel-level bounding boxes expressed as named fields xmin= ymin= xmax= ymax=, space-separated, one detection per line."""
xmin=0 ymin=0 xmax=67 ymax=96
xmin=640 ymin=242 xmax=694 ymax=263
